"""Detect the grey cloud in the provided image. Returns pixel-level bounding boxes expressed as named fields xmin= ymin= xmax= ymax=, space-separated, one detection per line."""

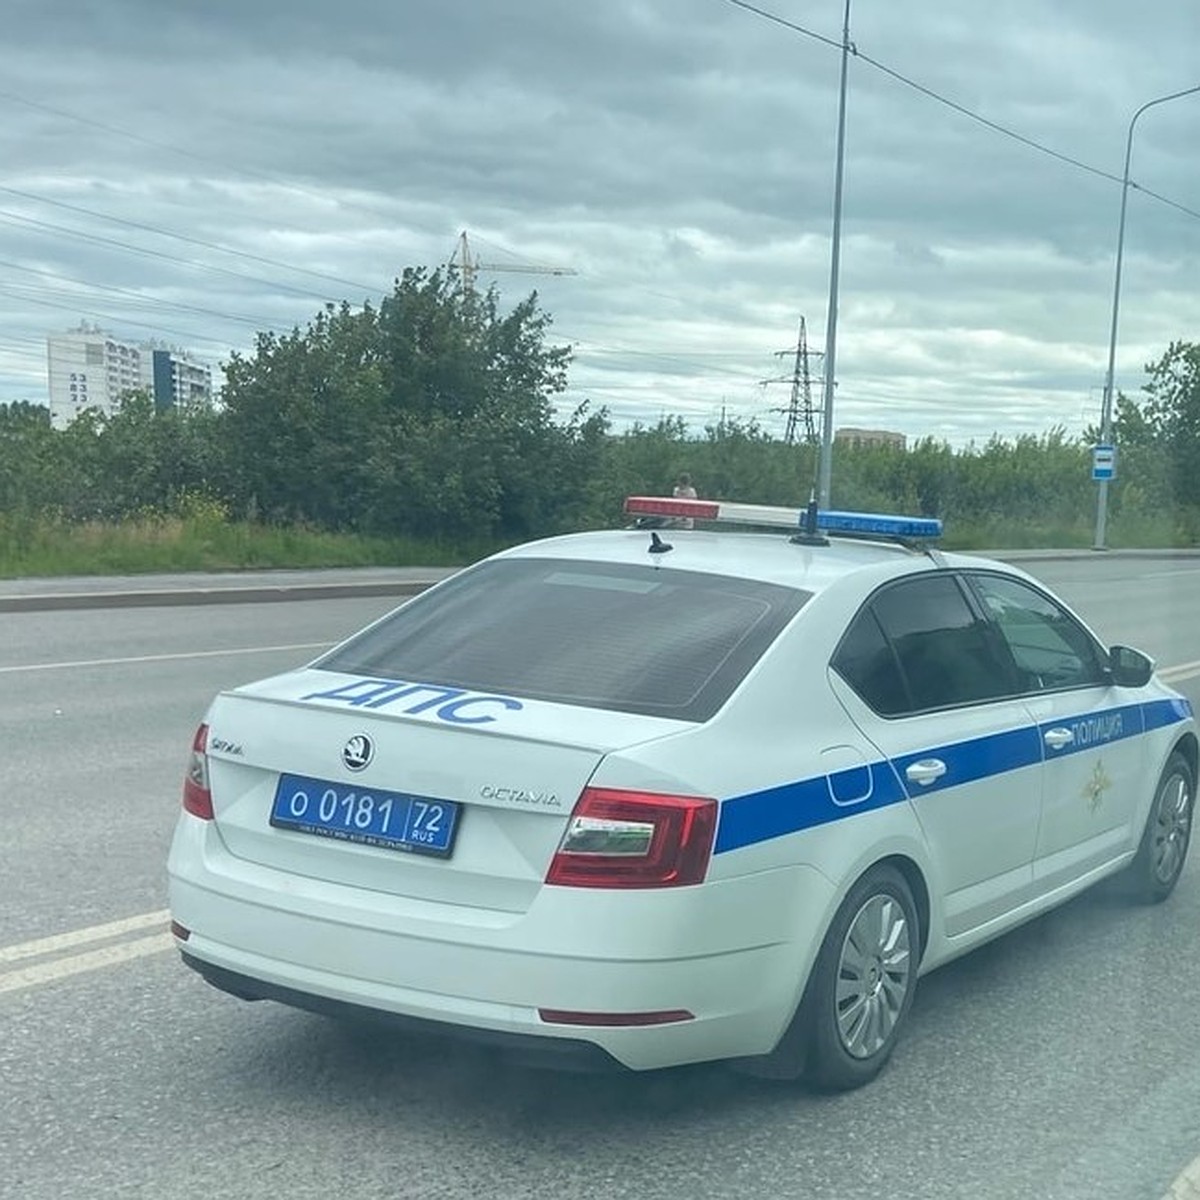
xmin=1 ymin=0 xmax=1197 ymax=444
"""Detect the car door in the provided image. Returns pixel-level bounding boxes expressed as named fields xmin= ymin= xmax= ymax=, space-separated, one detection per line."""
xmin=829 ymin=572 xmax=1044 ymax=939
xmin=965 ymin=571 xmax=1149 ymax=891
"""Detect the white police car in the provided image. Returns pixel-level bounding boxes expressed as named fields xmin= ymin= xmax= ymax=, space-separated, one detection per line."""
xmin=167 ymin=497 xmax=1196 ymax=1090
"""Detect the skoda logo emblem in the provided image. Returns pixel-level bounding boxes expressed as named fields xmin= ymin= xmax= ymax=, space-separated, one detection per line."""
xmin=342 ymin=734 xmax=374 ymax=772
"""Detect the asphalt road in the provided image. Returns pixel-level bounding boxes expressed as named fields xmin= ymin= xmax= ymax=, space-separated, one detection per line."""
xmin=2 ymin=558 xmax=1200 ymax=1200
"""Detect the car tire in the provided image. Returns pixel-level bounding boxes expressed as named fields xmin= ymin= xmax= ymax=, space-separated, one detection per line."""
xmin=803 ymin=864 xmax=920 ymax=1092
xmin=1124 ymin=751 xmax=1194 ymax=905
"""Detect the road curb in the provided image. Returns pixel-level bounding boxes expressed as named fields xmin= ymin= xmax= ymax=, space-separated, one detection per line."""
xmin=0 ymin=579 xmax=438 ymax=613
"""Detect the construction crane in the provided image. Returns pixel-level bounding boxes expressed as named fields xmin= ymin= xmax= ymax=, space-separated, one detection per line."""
xmin=451 ymin=231 xmax=577 ymax=293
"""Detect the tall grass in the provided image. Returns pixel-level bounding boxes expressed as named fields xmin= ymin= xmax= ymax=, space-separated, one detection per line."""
xmin=0 ymin=504 xmax=1193 ymax=580
xmin=0 ymin=511 xmax=495 ymax=578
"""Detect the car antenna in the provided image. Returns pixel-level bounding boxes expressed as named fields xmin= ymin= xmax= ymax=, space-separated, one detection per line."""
xmin=648 ymin=530 xmax=673 ymax=555
xmin=790 ymin=491 xmax=829 ymax=546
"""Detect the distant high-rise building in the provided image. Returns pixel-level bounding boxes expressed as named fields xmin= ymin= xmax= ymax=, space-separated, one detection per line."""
xmin=834 ymin=427 xmax=907 ymax=451
xmin=148 ymin=347 xmax=213 ymax=411
xmin=46 ymin=325 xmax=212 ymax=429
xmin=46 ymin=325 xmax=143 ymax=429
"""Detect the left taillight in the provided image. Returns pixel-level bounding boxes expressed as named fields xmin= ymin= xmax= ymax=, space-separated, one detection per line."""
xmin=182 ymin=723 xmax=213 ymax=820
xmin=546 ymin=787 xmax=718 ymax=889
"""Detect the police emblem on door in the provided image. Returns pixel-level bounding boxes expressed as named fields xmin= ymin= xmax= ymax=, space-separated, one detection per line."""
xmin=1083 ymin=760 xmax=1111 ymax=812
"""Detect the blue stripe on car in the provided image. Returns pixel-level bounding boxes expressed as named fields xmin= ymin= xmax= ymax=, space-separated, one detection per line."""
xmin=891 ymin=725 xmax=1042 ymax=794
xmin=714 ymin=765 xmax=908 ymax=855
xmin=1033 ymin=702 xmax=1144 ymax=758
xmin=1144 ymin=696 xmax=1194 ymax=730
xmin=713 ymin=699 xmax=1192 ymax=856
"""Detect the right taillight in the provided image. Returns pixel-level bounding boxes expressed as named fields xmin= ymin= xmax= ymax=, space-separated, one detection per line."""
xmin=182 ymin=723 xmax=213 ymax=820
xmin=546 ymin=787 xmax=717 ymax=889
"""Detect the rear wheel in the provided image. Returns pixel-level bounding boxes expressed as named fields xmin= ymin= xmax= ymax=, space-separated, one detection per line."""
xmin=804 ymin=864 xmax=919 ymax=1091
xmin=1125 ymin=751 xmax=1194 ymax=904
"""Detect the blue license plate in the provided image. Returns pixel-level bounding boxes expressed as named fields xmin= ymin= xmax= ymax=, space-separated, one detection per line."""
xmin=270 ymin=773 xmax=460 ymax=858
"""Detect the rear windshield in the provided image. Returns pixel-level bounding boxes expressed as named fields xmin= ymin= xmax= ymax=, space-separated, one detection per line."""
xmin=315 ymin=558 xmax=809 ymax=721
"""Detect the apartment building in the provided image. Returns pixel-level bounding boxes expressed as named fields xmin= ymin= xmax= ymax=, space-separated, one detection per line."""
xmin=46 ymin=325 xmax=212 ymax=429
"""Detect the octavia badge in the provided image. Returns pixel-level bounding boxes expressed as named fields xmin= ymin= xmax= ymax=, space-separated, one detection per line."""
xmin=342 ymin=734 xmax=374 ymax=772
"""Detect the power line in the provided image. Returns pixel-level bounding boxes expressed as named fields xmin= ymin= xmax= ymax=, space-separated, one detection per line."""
xmin=0 ymin=88 xmax=432 ymax=238
xmin=0 ymin=259 xmax=274 ymax=327
xmin=856 ymin=52 xmax=1200 ymax=221
xmin=0 ymin=183 xmax=381 ymax=295
xmin=564 ymin=338 xmax=768 ymax=382
xmin=719 ymin=0 xmax=1199 ymax=220
xmin=1127 ymin=181 xmax=1200 ymax=223
xmin=719 ymin=0 xmax=841 ymax=50
xmin=850 ymin=49 xmax=1124 ymax=187
xmin=0 ymin=208 xmax=349 ymax=303
xmin=0 ymin=284 xmax=247 ymax=349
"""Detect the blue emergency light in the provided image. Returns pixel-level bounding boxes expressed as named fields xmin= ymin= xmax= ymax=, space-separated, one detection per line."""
xmin=814 ymin=510 xmax=943 ymax=539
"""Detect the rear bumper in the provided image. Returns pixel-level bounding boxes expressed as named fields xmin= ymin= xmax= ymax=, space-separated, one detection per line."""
xmin=168 ymin=815 xmax=835 ymax=1071
xmin=182 ymin=953 xmax=624 ymax=1072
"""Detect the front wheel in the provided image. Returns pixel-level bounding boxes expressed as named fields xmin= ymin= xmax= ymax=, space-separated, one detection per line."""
xmin=804 ymin=864 xmax=920 ymax=1092
xmin=1124 ymin=751 xmax=1194 ymax=904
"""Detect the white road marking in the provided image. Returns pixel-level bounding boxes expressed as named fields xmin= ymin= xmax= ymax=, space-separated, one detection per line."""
xmin=1159 ymin=660 xmax=1200 ymax=684
xmin=0 ymin=932 xmax=173 ymax=995
xmin=1164 ymin=1152 xmax=1200 ymax=1200
xmin=1138 ymin=567 xmax=1200 ymax=582
xmin=0 ymin=908 xmax=171 ymax=965
xmin=0 ymin=642 xmax=330 ymax=674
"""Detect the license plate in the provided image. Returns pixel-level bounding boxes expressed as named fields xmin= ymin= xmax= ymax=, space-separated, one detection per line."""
xmin=270 ymin=773 xmax=460 ymax=858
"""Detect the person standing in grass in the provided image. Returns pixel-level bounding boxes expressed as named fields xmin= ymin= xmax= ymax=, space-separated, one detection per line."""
xmin=673 ymin=472 xmax=698 ymax=527
xmin=673 ymin=472 xmax=697 ymax=501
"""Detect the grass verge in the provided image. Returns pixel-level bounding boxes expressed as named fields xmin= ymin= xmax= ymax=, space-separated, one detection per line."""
xmin=0 ymin=508 xmax=1195 ymax=579
xmin=0 ymin=513 xmax=492 ymax=578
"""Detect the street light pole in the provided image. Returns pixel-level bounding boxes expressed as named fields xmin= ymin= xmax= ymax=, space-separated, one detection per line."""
xmin=1093 ymin=83 xmax=1200 ymax=550
xmin=817 ymin=0 xmax=852 ymax=508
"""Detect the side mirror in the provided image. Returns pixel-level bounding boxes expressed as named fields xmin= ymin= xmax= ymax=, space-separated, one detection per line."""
xmin=1108 ymin=644 xmax=1154 ymax=688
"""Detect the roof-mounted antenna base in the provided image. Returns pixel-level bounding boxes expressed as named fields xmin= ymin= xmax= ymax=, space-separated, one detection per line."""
xmin=790 ymin=495 xmax=829 ymax=546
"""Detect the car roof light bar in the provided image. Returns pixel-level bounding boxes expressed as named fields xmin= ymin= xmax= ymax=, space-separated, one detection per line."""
xmin=623 ymin=496 xmax=942 ymax=539
xmin=819 ymin=510 xmax=943 ymax=538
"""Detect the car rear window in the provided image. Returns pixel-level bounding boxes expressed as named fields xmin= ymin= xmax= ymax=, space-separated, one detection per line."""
xmin=315 ymin=558 xmax=810 ymax=721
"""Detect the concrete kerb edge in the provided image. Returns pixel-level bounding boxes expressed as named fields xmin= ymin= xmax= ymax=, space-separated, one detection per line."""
xmin=0 ymin=580 xmax=438 ymax=613
xmin=2 ymin=546 xmax=1197 ymax=613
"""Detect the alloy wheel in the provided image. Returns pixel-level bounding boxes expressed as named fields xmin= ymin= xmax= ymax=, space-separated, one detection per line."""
xmin=835 ymin=893 xmax=912 ymax=1059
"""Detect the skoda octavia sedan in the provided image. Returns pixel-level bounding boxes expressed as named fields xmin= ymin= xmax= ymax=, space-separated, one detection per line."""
xmin=168 ymin=497 xmax=1196 ymax=1090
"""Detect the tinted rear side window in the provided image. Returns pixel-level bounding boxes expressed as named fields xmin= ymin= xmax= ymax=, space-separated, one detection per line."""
xmin=316 ymin=559 xmax=810 ymax=721
xmin=868 ymin=574 xmax=1016 ymax=712
xmin=833 ymin=608 xmax=910 ymax=716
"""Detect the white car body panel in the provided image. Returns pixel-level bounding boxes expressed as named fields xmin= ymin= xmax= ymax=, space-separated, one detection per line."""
xmin=167 ymin=528 xmax=1197 ymax=1072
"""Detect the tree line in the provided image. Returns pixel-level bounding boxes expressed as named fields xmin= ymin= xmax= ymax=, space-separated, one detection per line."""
xmin=2 ymin=269 xmax=1197 ymax=549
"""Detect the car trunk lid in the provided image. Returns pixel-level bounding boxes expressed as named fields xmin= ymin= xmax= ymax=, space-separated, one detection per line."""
xmin=203 ymin=668 xmax=688 ymax=913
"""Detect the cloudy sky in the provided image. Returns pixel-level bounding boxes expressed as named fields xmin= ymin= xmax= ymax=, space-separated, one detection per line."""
xmin=1 ymin=0 xmax=1197 ymax=444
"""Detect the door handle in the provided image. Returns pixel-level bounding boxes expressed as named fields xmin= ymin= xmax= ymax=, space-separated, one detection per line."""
xmin=1044 ymin=727 xmax=1075 ymax=751
xmin=906 ymin=758 xmax=947 ymax=787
